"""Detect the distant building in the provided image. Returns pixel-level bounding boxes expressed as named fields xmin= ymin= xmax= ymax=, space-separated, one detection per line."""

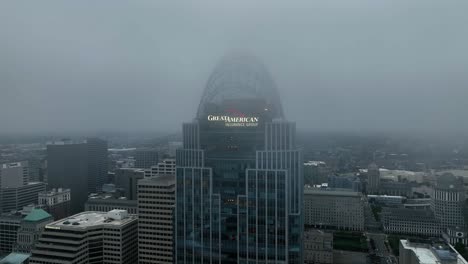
xmin=134 ymin=149 xmax=159 ymax=169
xmin=38 ymin=188 xmax=71 ymax=220
xmin=0 ymin=211 xmax=22 ymax=255
xmin=13 ymin=208 xmax=53 ymax=253
xmin=304 ymin=229 xmax=333 ymax=264
xmin=368 ymin=195 xmax=406 ymax=207
xmin=432 ymin=174 xmax=465 ymax=230
xmin=1 ymin=182 xmax=46 ymax=213
xmin=47 ymin=138 xmax=108 ymax=213
xmin=29 ymin=210 xmax=138 ymax=264
xmin=382 ymin=208 xmax=440 ymax=237
xmin=145 ymin=159 xmax=176 ymax=177
xmin=167 ymin=141 xmax=182 ymax=158
xmin=138 ymin=175 xmax=175 ymax=264
xmin=85 ymin=194 xmax=138 ymax=214
xmin=404 ymin=198 xmax=432 ymax=210
xmin=0 ymin=206 xmax=52 ymax=255
xmin=380 ymin=181 xmax=412 ymax=197
xmin=0 ymin=162 xmax=45 ymax=213
xmin=304 ymin=188 xmax=365 ymax=231
xmin=0 ymin=161 xmax=29 ymax=189
xmin=328 ymin=174 xmax=361 ymax=192
xmin=367 ymin=163 xmax=380 ymax=194
xmin=399 ymin=239 xmax=468 ymax=264
xmin=114 ymin=168 xmax=145 ymax=200
xmin=304 ymin=161 xmax=329 ymax=185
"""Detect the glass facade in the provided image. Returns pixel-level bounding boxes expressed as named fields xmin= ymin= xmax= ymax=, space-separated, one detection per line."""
xmin=175 ymin=55 xmax=303 ymax=263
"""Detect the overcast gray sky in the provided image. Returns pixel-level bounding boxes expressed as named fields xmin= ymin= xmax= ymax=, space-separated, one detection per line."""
xmin=1 ymin=0 xmax=467 ymax=134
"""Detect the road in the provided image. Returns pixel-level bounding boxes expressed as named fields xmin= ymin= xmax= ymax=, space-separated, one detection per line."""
xmin=366 ymin=233 xmax=398 ymax=264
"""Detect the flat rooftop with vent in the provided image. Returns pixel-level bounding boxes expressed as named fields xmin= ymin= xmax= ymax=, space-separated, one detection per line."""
xmin=46 ymin=209 xmax=135 ymax=229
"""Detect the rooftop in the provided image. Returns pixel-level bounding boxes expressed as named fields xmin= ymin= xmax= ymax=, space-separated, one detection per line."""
xmin=0 ymin=252 xmax=30 ymax=264
xmin=138 ymin=174 xmax=175 ymax=186
xmin=24 ymin=209 xmax=52 ymax=222
xmin=1 ymin=161 xmax=27 ymax=169
xmin=400 ymin=239 xmax=468 ymax=264
xmin=46 ymin=210 xmax=136 ymax=230
xmin=304 ymin=188 xmax=361 ymax=197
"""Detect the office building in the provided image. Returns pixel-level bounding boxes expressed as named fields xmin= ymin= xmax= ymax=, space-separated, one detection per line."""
xmin=304 ymin=188 xmax=364 ymax=231
xmin=38 ymin=188 xmax=71 ymax=220
xmin=137 ymin=175 xmax=175 ymax=264
xmin=304 ymin=229 xmax=333 ymax=264
xmin=0 ymin=211 xmax=22 ymax=255
xmin=328 ymin=174 xmax=361 ymax=192
xmin=1 ymin=182 xmax=46 ymax=213
xmin=29 ymin=210 xmax=138 ymax=264
xmin=47 ymin=138 xmax=108 ymax=213
xmin=145 ymin=159 xmax=176 ymax=177
xmin=368 ymin=195 xmax=406 ymax=207
xmin=382 ymin=208 xmax=440 ymax=237
xmin=367 ymin=163 xmax=380 ymax=194
xmin=13 ymin=208 xmax=53 ymax=253
xmin=432 ymin=173 xmax=465 ymax=230
xmin=135 ymin=149 xmax=159 ymax=169
xmin=86 ymin=194 xmax=138 ymax=214
xmin=380 ymin=181 xmax=412 ymax=197
xmin=175 ymin=55 xmax=303 ymax=263
xmin=304 ymin=161 xmax=329 ymax=185
xmin=114 ymin=168 xmax=145 ymax=200
xmin=0 ymin=162 xmax=43 ymax=213
xmin=0 ymin=162 xmax=29 ymax=189
xmin=0 ymin=206 xmax=51 ymax=255
xmin=443 ymin=226 xmax=468 ymax=246
xmin=399 ymin=239 xmax=468 ymax=264
xmin=404 ymin=198 xmax=432 ymax=210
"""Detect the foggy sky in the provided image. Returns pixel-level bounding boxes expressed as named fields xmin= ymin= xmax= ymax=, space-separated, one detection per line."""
xmin=1 ymin=0 xmax=467 ymax=134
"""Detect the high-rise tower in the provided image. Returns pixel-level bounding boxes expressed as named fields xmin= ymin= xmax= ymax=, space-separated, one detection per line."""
xmin=175 ymin=54 xmax=303 ymax=263
xmin=47 ymin=138 xmax=108 ymax=213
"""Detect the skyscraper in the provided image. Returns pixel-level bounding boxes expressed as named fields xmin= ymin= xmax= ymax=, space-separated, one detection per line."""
xmin=47 ymin=139 xmax=108 ymax=213
xmin=367 ymin=163 xmax=380 ymax=194
xmin=175 ymin=55 xmax=303 ymax=263
xmin=1 ymin=161 xmax=46 ymax=213
xmin=135 ymin=148 xmax=159 ymax=169
xmin=138 ymin=175 xmax=176 ymax=264
xmin=432 ymin=173 xmax=466 ymax=230
xmin=0 ymin=161 xmax=29 ymax=189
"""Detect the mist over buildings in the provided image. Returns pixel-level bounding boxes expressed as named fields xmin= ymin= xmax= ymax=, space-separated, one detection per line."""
xmin=1 ymin=0 xmax=467 ymax=135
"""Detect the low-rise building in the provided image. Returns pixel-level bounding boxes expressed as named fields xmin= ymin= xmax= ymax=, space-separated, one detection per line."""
xmin=399 ymin=239 xmax=468 ymax=264
xmin=29 ymin=210 xmax=138 ymax=264
xmin=304 ymin=229 xmax=333 ymax=264
xmin=382 ymin=208 xmax=440 ymax=237
xmin=38 ymin=188 xmax=71 ymax=220
xmin=13 ymin=208 xmax=53 ymax=253
xmin=304 ymin=188 xmax=365 ymax=231
xmin=144 ymin=159 xmax=176 ymax=178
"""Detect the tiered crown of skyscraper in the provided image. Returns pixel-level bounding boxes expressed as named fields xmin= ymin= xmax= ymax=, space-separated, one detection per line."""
xmin=197 ymin=53 xmax=284 ymax=119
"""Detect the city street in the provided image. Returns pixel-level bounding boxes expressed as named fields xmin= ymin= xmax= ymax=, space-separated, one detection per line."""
xmin=366 ymin=233 xmax=398 ymax=264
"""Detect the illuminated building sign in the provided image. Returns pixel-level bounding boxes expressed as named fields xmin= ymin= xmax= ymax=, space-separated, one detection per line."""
xmin=207 ymin=115 xmax=259 ymax=127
